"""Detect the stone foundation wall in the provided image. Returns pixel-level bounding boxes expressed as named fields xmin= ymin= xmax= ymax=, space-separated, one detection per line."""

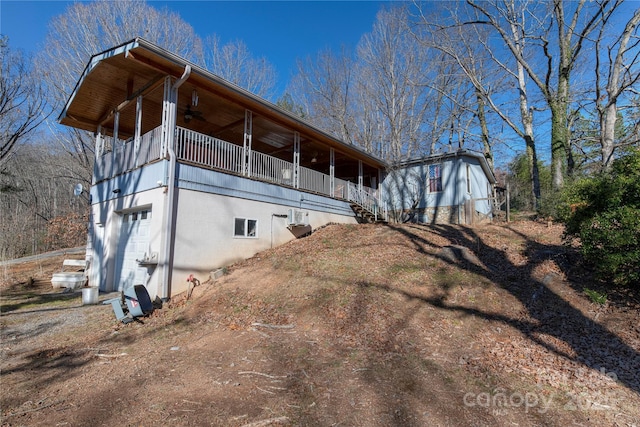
xmin=392 ymin=204 xmax=492 ymax=225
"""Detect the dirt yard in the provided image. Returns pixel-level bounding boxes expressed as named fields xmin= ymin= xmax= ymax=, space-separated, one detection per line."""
xmin=1 ymin=221 xmax=639 ymax=426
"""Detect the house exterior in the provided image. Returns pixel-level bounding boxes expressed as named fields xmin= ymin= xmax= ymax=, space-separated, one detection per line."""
xmin=382 ymin=150 xmax=496 ymax=225
xmin=59 ymin=38 xmax=386 ymax=300
xmin=59 ymin=39 xmax=497 ymax=300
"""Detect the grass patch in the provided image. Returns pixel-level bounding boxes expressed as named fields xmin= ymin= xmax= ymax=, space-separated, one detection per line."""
xmin=584 ymin=288 xmax=607 ymax=305
xmin=0 ymin=292 xmax=78 ymax=313
xmin=388 ymin=262 xmax=423 ymax=275
xmin=433 ymin=267 xmax=468 ymax=291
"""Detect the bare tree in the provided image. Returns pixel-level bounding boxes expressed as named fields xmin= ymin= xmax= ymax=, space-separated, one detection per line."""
xmin=0 ymin=38 xmax=48 ymax=164
xmin=595 ymin=4 xmax=640 ymax=169
xmin=404 ymin=50 xmax=479 ymax=157
xmin=415 ymin=11 xmax=503 ymax=160
xmin=199 ymin=35 xmax=277 ymax=100
xmin=467 ymin=0 xmax=611 ymax=190
xmin=357 ymin=6 xmax=431 ymax=160
xmin=290 ymin=48 xmax=359 ymax=146
xmin=417 ymin=3 xmax=547 ymax=193
xmin=290 ymin=6 xmax=433 ymax=161
xmin=0 ymin=141 xmax=87 ymax=258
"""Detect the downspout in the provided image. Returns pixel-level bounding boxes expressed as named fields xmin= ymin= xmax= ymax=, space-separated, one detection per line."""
xmin=161 ymin=65 xmax=191 ymax=300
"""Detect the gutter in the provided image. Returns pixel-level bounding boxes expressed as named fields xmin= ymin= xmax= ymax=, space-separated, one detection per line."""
xmin=130 ymin=37 xmax=386 ymax=169
xmin=161 ymin=64 xmax=191 ymax=300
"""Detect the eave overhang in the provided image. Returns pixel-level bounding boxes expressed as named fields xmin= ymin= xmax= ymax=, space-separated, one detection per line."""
xmin=59 ymin=37 xmax=386 ymax=169
xmin=393 ymin=149 xmax=497 ymax=184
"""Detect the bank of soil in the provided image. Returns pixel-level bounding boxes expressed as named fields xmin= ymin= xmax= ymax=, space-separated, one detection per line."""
xmin=1 ymin=221 xmax=639 ymax=426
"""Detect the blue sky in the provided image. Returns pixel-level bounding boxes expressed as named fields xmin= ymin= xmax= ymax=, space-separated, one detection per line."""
xmin=1 ymin=0 xmax=390 ymax=95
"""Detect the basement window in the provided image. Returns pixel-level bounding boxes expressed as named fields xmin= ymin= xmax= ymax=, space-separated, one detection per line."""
xmin=234 ymin=218 xmax=258 ymax=238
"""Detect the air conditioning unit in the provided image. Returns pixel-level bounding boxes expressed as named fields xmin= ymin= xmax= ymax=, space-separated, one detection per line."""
xmin=287 ymin=208 xmax=309 ymax=227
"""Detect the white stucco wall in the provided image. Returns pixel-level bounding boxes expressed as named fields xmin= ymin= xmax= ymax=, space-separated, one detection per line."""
xmin=168 ymin=189 xmax=357 ymax=296
xmin=87 ymin=170 xmax=361 ymax=299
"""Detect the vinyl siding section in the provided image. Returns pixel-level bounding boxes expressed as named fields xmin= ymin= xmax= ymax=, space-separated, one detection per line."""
xmin=382 ymin=153 xmax=493 ymax=218
xmin=176 ymin=163 xmax=355 ymax=217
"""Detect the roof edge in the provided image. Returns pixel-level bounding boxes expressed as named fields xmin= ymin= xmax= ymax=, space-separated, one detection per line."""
xmin=135 ymin=38 xmax=388 ymax=168
xmin=392 ymin=149 xmax=496 ymax=184
xmin=60 ymin=37 xmax=386 ymax=168
xmin=58 ymin=39 xmax=142 ymax=123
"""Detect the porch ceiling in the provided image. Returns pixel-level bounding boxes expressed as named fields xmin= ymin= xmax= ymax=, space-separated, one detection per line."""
xmin=59 ymin=38 xmax=386 ymax=169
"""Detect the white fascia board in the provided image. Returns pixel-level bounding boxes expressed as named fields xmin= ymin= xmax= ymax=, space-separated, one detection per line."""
xmin=393 ymin=150 xmax=496 ymax=185
xmin=58 ymin=39 xmax=141 ymax=122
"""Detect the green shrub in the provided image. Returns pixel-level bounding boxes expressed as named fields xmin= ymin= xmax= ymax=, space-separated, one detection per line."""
xmin=562 ymin=149 xmax=640 ymax=287
xmin=580 ymin=206 xmax=640 ymax=285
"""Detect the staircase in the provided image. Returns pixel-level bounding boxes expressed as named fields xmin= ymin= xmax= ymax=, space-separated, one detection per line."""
xmin=350 ymin=202 xmax=386 ymax=223
xmin=346 ymin=182 xmax=387 ymax=223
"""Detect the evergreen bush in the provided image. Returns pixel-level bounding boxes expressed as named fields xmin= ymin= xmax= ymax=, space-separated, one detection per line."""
xmin=562 ymin=149 xmax=640 ymax=287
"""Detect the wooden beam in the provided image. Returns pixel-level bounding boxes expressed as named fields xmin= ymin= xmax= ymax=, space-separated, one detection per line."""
xmin=98 ymin=75 xmax=165 ymax=127
xmin=63 ymin=113 xmax=101 ymax=129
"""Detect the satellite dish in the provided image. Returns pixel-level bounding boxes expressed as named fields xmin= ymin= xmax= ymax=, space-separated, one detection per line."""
xmin=73 ymin=183 xmax=83 ymax=197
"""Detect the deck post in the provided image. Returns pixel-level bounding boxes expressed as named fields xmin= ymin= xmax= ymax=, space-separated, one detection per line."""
xmin=358 ymin=160 xmax=363 ymax=191
xmin=95 ymin=125 xmax=103 ymax=157
xmin=94 ymin=125 xmax=103 ymax=184
xmin=161 ymin=76 xmax=173 ymax=159
xmin=243 ymin=110 xmax=253 ymax=177
xmin=293 ymin=132 xmax=300 ymax=189
xmin=112 ymin=111 xmax=119 ymax=170
xmin=134 ymin=95 xmax=142 ymax=167
xmin=330 ymin=148 xmax=335 ymax=196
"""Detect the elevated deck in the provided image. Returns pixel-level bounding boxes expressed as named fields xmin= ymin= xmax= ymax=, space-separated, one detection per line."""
xmin=95 ymin=125 xmax=387 ymax=221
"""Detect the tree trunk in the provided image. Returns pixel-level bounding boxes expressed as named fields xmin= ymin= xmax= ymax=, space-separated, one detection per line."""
xmin=525 ymin=136 xmax=541 ymax=211
xmin=599 ymin=8 xmax=640 ymax=171
xmin=475 ymin=90 xmax=494 ymax=172
xmin=550 ymin=101 xmax=566 ymax=190
xmin=601 ymin=102 xmax=617 ymax=170
xmin=513 ymin=50 xmax=541 ymax=209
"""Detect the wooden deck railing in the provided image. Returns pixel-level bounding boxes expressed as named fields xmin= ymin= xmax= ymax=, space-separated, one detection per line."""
xmin=95 ymin=125 xmax=386 ymax=220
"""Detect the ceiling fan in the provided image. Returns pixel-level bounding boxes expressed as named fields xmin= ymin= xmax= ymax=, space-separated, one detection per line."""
xmin=183 ymin=104 xmax=204 ymax=123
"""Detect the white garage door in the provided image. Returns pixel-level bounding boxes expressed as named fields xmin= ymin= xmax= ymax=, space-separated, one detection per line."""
xmin=115 ymin=209 xmax=151 ymax=291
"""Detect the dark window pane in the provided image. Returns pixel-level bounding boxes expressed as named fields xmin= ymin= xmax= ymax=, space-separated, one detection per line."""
xmin=234 ymin=218 xmax=245 ymax=236
xmin=247 ymin=219 xmax=257 ymax=237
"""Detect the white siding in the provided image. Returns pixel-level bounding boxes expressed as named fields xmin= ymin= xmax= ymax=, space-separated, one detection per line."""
xmin=382 ymin=154 xmax=493 ymax=217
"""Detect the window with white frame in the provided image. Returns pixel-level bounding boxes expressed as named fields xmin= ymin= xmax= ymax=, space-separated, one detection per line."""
xmin=428 ymin=164 xmax=442 ymax=193
xmin=234 ymin=218 xmax=258 ymax=238
xmin=123 ymin=209 xmax=150 ymax=222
